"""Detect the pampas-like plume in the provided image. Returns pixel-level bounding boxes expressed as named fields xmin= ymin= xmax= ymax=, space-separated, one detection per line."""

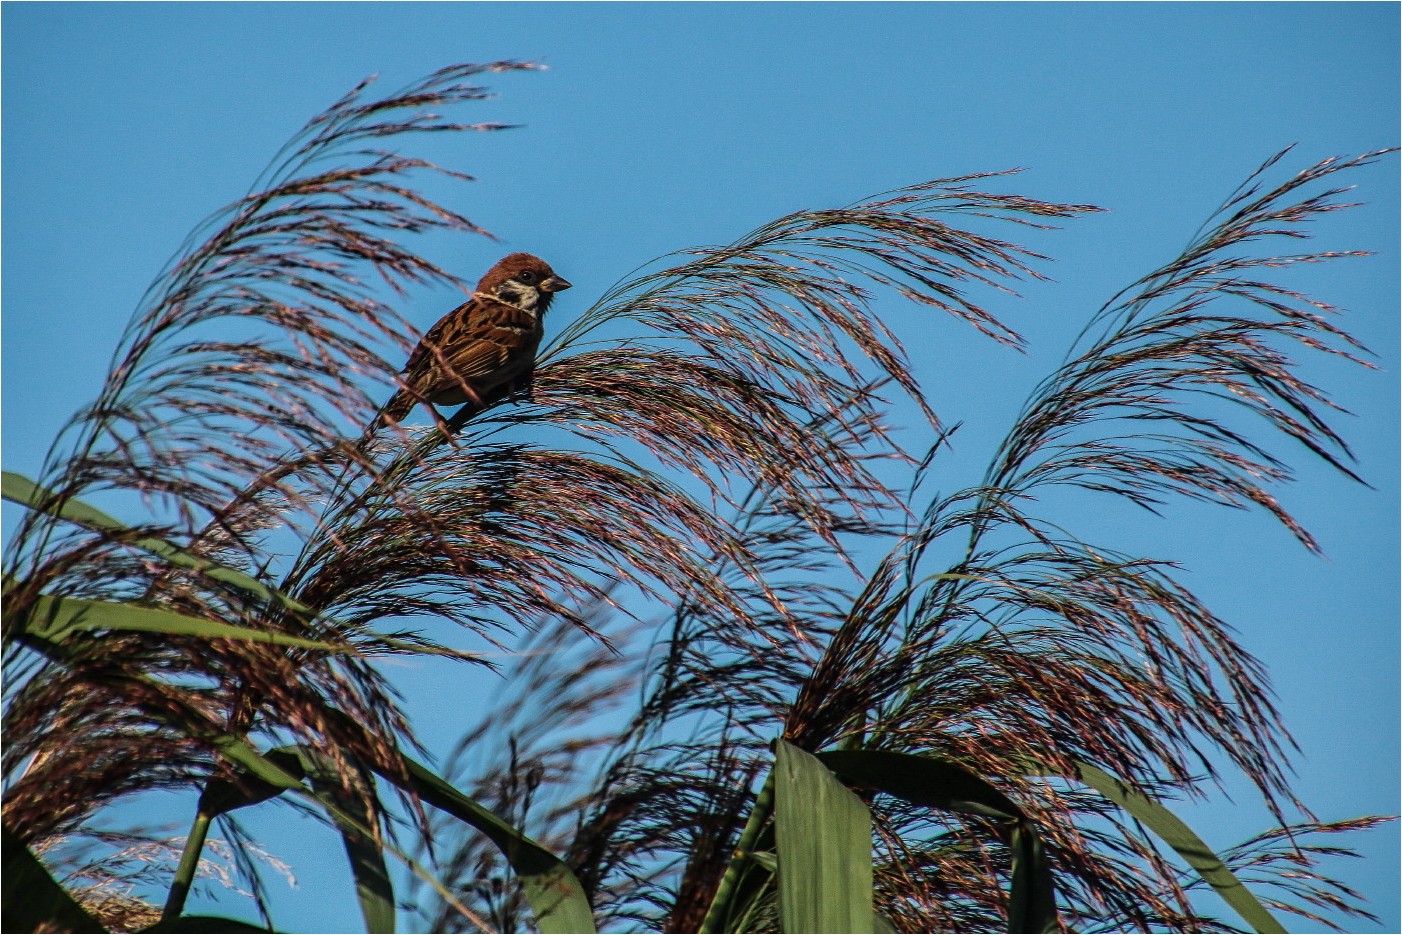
xmin=3 ymin=60 xmax=1094 ymax=927
xmin=418 ymin=150 xmax=1391 ymax=933
xmin=5 ymin=62 xmax=539 ymax=872
xmin=4 ymin=57 xmax=1388 ymax=932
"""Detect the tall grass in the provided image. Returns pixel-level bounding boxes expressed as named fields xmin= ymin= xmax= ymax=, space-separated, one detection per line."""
xmin=2 ymin=63 xmax=1390 ymax=933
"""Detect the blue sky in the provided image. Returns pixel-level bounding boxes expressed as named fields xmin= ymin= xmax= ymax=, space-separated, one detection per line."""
xmin=4 ymin=3 xmax=1398 ymax=933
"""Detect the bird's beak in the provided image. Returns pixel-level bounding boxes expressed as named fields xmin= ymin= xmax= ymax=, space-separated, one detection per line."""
xmin=541 ymin=275 xmax=572 ymax=293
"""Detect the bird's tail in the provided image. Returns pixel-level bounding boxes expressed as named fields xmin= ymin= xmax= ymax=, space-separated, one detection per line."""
xmin=356 ymin=388 xmax=417 ymax=452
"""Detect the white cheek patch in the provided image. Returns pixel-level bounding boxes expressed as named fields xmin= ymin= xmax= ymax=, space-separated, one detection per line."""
xmin=496 ymin=284 xmax=541 ymax=315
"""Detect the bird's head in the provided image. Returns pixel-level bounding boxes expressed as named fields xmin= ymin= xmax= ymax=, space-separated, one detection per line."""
xmin=477 ymin=253 xmax=571 ymax=315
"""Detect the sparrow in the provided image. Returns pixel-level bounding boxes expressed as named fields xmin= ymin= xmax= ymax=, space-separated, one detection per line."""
xmin=363 ymin=253 xmax=571 ymax=440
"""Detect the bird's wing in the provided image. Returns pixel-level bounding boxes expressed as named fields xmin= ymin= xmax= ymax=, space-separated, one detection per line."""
xmin=444 ymin=339 xmax=512 ymax=380
xmin=402 ymin=297 xmax=477 ymax=376
xmin=412 ymin=335 xmax=514 ymax=401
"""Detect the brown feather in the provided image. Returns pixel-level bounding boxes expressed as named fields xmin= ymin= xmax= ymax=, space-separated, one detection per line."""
xmin=361 ymin=253 xmax=569 ymax=444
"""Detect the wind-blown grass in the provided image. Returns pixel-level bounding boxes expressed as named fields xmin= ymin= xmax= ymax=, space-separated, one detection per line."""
xmin=2 ymin=59 xmax=1390 ymax=934
xmin=419 ymin=149 xmax=1394 ymax=932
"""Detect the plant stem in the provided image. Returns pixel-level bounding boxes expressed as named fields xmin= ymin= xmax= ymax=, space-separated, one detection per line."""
xmin=699 ymin=770 xmax=776 ymax=934
xmin=162 ymin=809 xmax=213 ymax=923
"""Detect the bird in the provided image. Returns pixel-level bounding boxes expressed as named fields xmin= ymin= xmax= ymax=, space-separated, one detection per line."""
xmin=362 ymin=252 xmax=571 ymax=443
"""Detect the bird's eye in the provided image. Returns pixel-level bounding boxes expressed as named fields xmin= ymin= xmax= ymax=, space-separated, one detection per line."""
xmin=516 ymin=270 xmax=538 ymax=284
